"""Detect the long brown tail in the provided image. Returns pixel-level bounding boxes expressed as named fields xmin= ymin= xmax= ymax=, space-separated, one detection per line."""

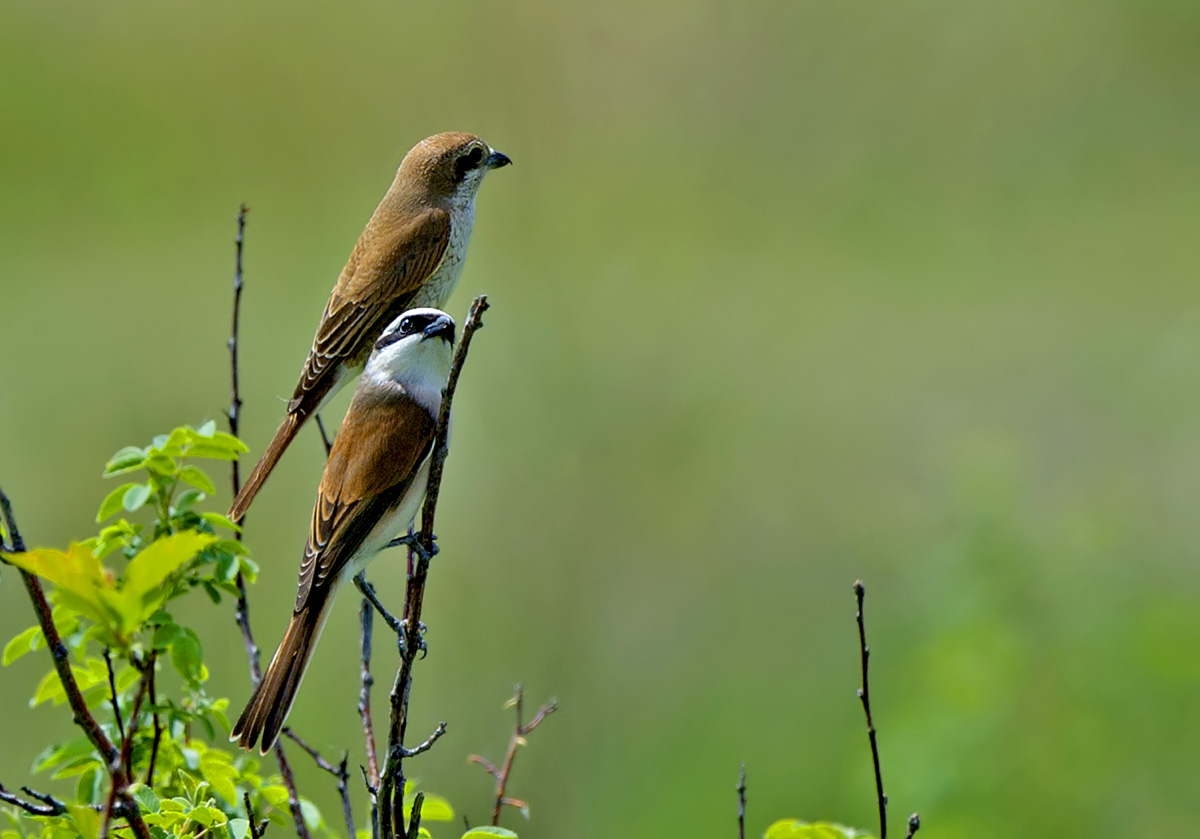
xmin=228 ymin=412 xmax=304 ymax=522
xmin=231 ymin=605 xmax=327 ymax=754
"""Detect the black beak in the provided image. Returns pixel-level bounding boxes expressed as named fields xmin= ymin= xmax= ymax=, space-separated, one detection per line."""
xmin=485 ymin=150 xmax=512 ymax=169
xmin=422 ymin=315 xmax=456 ymax=344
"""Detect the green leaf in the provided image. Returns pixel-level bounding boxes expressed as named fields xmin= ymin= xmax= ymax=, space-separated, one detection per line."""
xmin=461 ymin=828 xmax=519 ymax=838
xmin=103 ymin=447 xmax=146 ymax=477
xmin=123 ymin=483 xmax=152 ymax=512
xmin=31 ymin=738 xmax=95 ymax=773
xmin=179 ymin=465 xmax=217 ymax=495
xmin=3 ymin=625 xmax=43 ymax=665
xmin=201 ymin=512 xmax=242 ymax=533
xmin=171 ymin=627 xmax=203 ymax=684
xmin=96 ymin=484 xmax=137 ymax=523
xmin=143 ymin=453 xmax=178 ymax=477
xmin=229 ymin=819 xmax=250 ymax=839
xmin=76 ymin=767 xmax=103 ymax=806
xmin=408 ymin=793 xmax=454 ymax=822
xmin=186 ymin=431 xmax=248 ymax=460
xmin=764 ymin=821 xmax=871 ymax=839
xmin=200 ymin=751 xmax=238 ymax=804
xmin=129 ymin=784 xmax=161 ymax=814
xmin=69 ymin=804 xmax=101 ymax=839
xmin=299 ymin=798 xmax=322 ymax=831
xmin=123 ymin=532 xmax=216 ymax=602
xmin=175 ymin=489 xmax=206 ymax=513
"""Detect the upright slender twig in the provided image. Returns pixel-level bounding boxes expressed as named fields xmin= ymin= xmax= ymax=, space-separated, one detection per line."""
xmin=145 ymin=650 xmax=163 ymax=787
xmin=359 ymin=597 xmax=381 ymax=839
xmin=245 ymin=792 xmax=269 ymax=839
xmin=736 ymin=763 xmax=746 ymax=839
xmin=314 ymin=415 xmax=334 ymax=457
xmin=102 ymin=648 xmax=126 ymax=744
xmin=223 ymin=205 xmax=309 ymax=839
xmin=905 ymin=813 xmax=921 ymax=838
xmin=467 ymin=685 xmax=557 ymax=826
xmin=854 ymin=582 xmax=888 ymax=839
xmin=376 ymin=295 xmax=491 ymax=839
xmin=0 ymin=486 xmax=151 ymax=839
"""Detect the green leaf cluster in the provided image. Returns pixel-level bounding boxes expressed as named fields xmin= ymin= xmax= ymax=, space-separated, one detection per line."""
xmin=0 ymin=425 xmax=515 ymax=839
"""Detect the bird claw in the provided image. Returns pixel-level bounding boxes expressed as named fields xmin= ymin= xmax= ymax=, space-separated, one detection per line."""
xmin=398 ymin=620 xmax=429 ymax=659
xmin=385 ymin=531 xmax=438 ymax=562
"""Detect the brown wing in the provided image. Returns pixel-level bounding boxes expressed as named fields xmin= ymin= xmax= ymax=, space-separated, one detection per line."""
xmin=293 ymin=390 xmax=438 ymax=612
xmin=288 ymin=207 xmax=452 ymax=413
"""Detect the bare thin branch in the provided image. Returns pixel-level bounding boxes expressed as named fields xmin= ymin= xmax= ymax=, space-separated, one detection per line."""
xmin=0 ymin=783 xmax=67 ymax=817
xmin=145 ymin=651 xmax=163 ymax=786
xmin=315 ymin=414 xmax=334 ymax=457
xmin=736 ymin=763 xmax=746 ymax=839
xmin=283 ymin=730 xmax=354 ymax=839
xmin=393 ymin=721 xmax=447 ymax=759
xmin=377 ymin=295 xmax=490 ymax=839
xmin=103 ymin=648 xmax=125 ymax=744
xmin=854 ymin=581 xmax=888 ymax=839
xmin=905 ymin=813 xmax=921 ymax=838
xmin=471 ymin=685 xmax=558 ymax=827
xmin=245 ymin=792 xmax=269 ymax=839
xmin=223 ymin=204 xmax=308 ymax=839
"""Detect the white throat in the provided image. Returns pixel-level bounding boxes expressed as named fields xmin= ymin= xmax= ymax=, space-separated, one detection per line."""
xmin=364 ymin=338 xmax=451 ymax=414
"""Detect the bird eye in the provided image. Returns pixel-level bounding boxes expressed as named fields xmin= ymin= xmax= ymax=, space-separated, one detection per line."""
xmin=399 ymin=317 xmax=414 ymax=334
xmin=455 ymin=146 xmax=486 ymax=179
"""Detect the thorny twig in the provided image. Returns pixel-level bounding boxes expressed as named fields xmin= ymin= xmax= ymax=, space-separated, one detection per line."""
xmin=854 ymin=581 xmax=920 ymax=839
xmin=359 ymin=598 xmax=381 ymax=839
xmin=376 ymin=295 xmax=491 ymax=839
xmin=736 ymin=763 xmax=746 ymax=839
xmin=468 ymin=685 xmax=558 ymax=826
xmin=224 ymin=205 xmax=309 ymax=839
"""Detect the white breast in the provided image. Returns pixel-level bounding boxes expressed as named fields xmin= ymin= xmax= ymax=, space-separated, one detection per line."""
xmin=414 ymin=201 xmax=476 ymax=309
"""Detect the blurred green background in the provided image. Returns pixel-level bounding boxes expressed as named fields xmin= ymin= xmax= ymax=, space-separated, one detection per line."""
xmin=2 ymin=1 xmax=1199 ymax=836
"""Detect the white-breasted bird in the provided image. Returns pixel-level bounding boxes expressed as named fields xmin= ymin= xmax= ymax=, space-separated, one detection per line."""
xmin=232 ymin=308 xmax=455 ymax=753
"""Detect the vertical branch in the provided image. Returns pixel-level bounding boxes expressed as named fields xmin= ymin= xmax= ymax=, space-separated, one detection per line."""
xmin=736 ymin=763 xmax=746 ymax=839
xmin=467 ymin=685 xmax=557 ymax=827
xmin=223 ymin=204 xmax=309 ymax=839
xmin=359 ymin=598 xmax=381 ymax=839
xmin=377 ymin=295 xmax=490 ymax=839
xmin=145 ymin=651 xmax=163 ymax=787
xmin=854 ymin=581 xmax=888 ymax=839
xmin=227 ymin=204 xmax=261 ymax=683
xmin=102 ymin=648 xmax=126 ymax=744
xmin=905 ymin=814 xmax=921 ymax=838
xmin=229 ymin=203 xmax=247 ymax=497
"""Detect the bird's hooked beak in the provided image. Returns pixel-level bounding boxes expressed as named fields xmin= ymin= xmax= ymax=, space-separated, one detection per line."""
xmin=422 ymin=314 xmax=456 ymax=344
xmin=485 ymin=149 xmax=512 ymax=170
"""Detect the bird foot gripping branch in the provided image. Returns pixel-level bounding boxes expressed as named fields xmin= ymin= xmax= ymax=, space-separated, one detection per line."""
xmin=385 ymin=531 xmax=438 ymax=562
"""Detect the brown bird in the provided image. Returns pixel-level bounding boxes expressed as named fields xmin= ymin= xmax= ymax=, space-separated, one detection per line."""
xmin=232 ymin=308 xmax=455 ymax=753
xmin=228 ymin=132 xmax=508 ymax=522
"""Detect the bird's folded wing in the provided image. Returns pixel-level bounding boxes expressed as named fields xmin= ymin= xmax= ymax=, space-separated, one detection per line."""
xmin=290 ymin=207 xmax=452 ymax=409
xmin=293 ymin=392 xmax=438 ymax=612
